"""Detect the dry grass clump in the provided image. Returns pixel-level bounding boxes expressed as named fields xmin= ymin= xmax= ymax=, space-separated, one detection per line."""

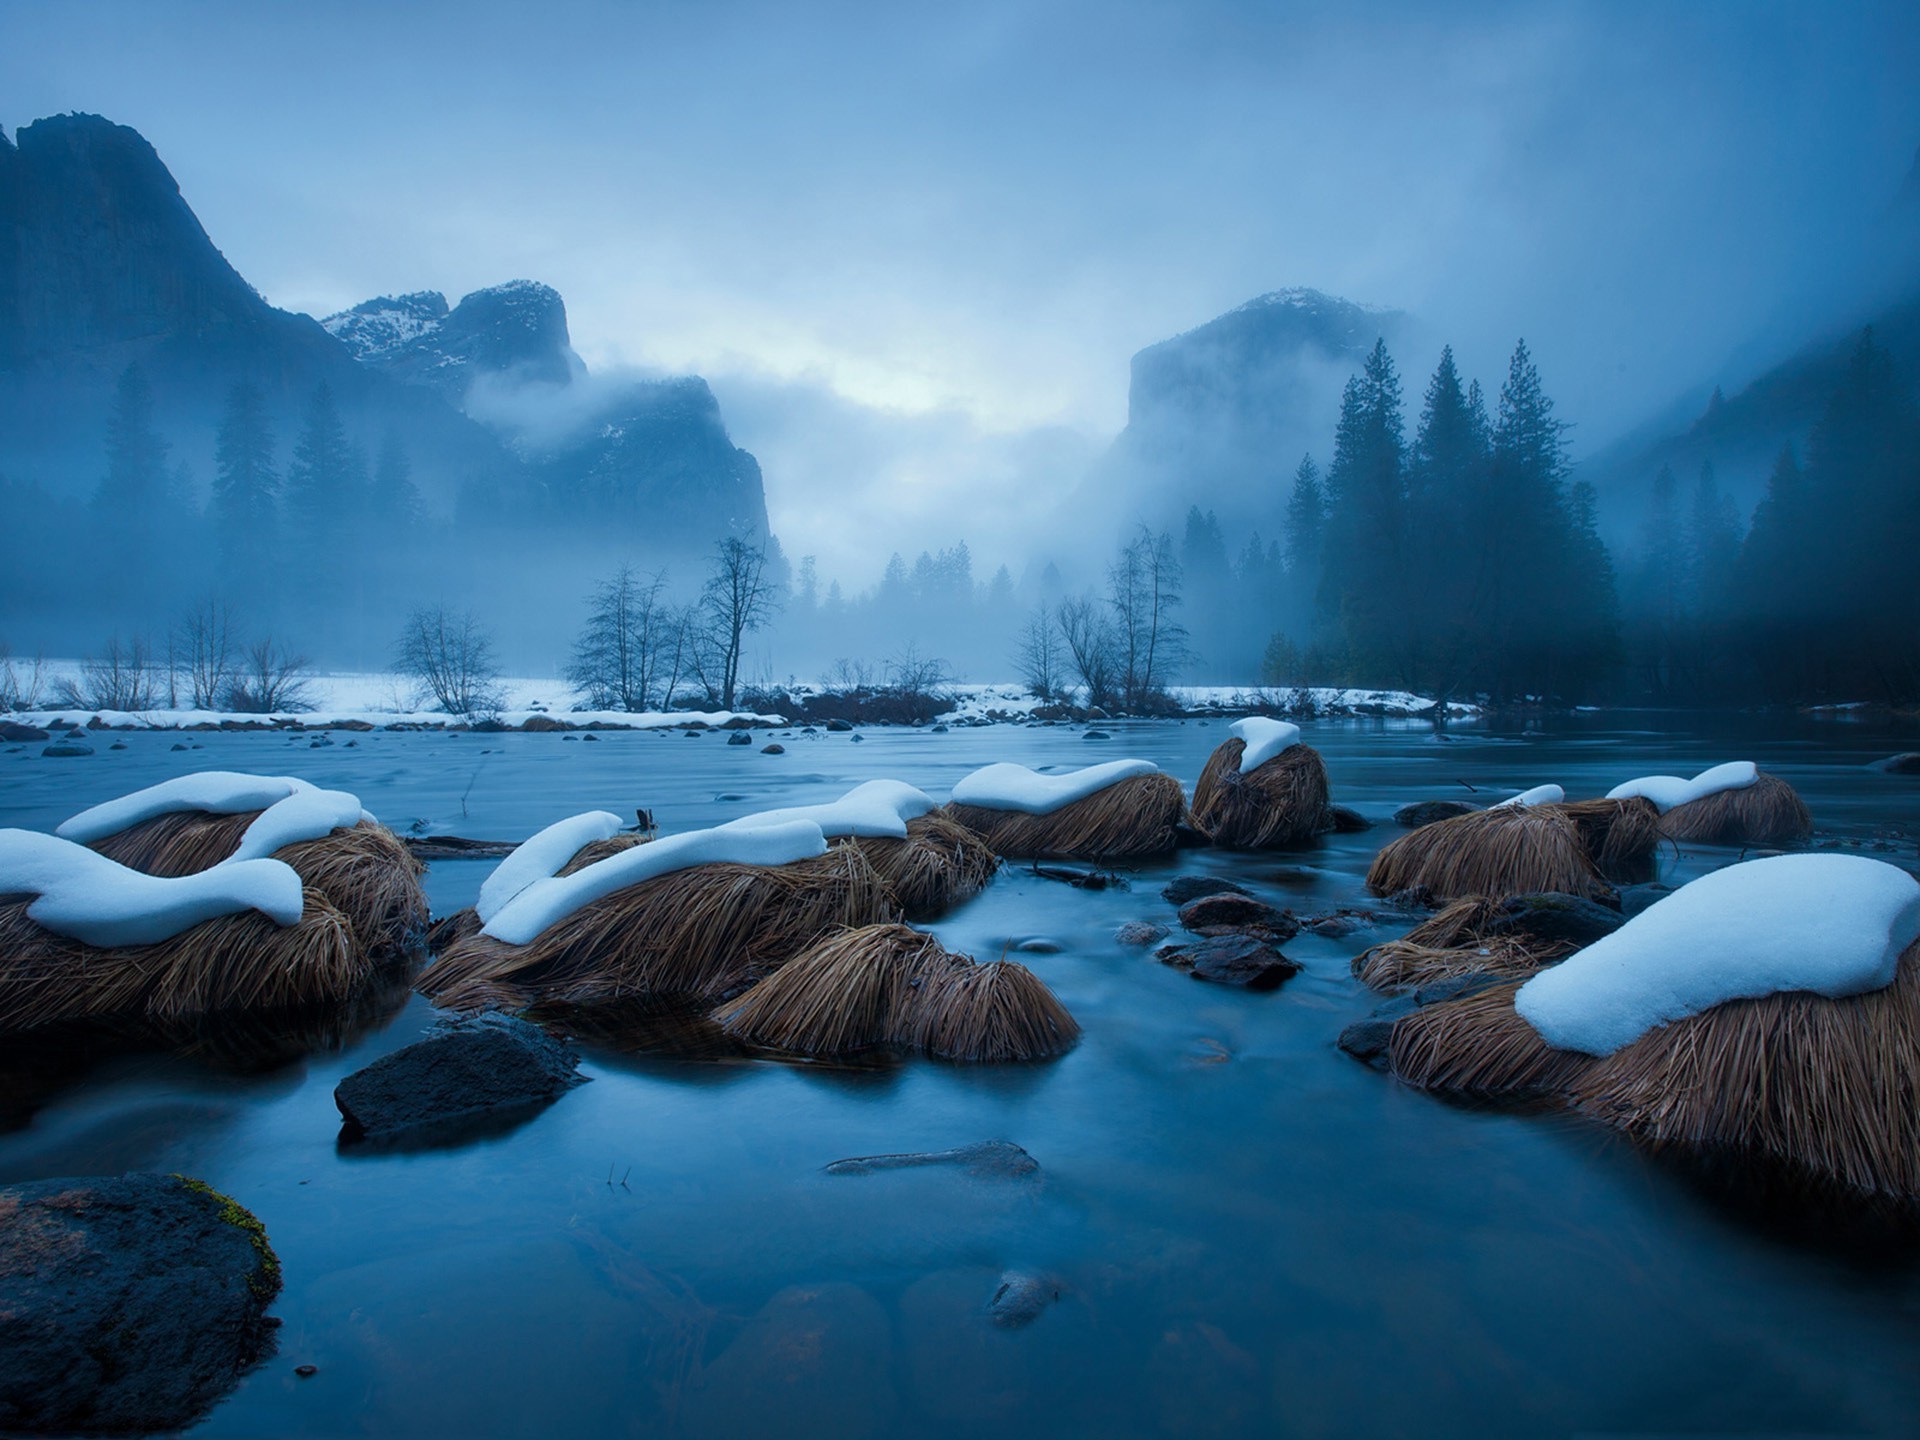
xmin=1366 ymin=805 xmax=1605 ymax=903
xmin=557 ymin=834 xmax=651 ymax=875
xmin=712 ymin=923 xmax=1078 ymax=1062
xmin=849 ymin=812 xmax=1000 ymax=918
xmin=1658 ymin=772 xmax=1813 ymax=848
xmin=1352 ymin=897 xmax=1583 ymax=992
xmin=1556 ymin=797 xmax=1664 ymax=881
xmin=1567 ymin=939 xmax=1920 ymax=1201
xmin=419 ymin=845 xmax=899 ymax=1012
xmin=944 ymin=772 xmax=1187 ymax=860
xmin=86 ymin=809 xmax=426 ymax=957
xmin=1190 ymin=738 xmax=1330 ymax=850
xmin=1384 ymin=980 xmax=1596 ymax=1100
xmin=0 ymin=888 xmax=363 ymax=1033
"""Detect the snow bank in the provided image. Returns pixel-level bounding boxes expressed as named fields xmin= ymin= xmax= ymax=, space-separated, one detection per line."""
xmin=1516 ymin=854 xmax=1920 ymax=1056
xmin=481 ymin=820 xmax=829 ymax=946
xmin=1493 ymin=784 xmax=1566 ymax=809
xmin=1606 ymin=761 xmax=1758 ymax=813
xmin=476 ymin=811 xmax=625 ymax=925
xmin=719 ymin=780 xmax=935 ymax=840
xmin=1231 ymin=717 xmax=1302 ymax=772
xmin=0 ymin=829 xmax=304 ymax=947
xmin=950 ymin=760 xmax=1160 ymax=815
xmin=57 ymin=772 xmax=312 ymax=843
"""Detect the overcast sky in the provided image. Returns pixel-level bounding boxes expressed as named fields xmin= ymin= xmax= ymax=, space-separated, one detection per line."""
xmin=7 ymin=0 xmax=1918 ymax=584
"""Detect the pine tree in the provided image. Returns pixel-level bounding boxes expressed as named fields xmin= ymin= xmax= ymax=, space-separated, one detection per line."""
xmin=1317 ymin=340 xmax=1410 ymax=682
xmin=370 ymin=430 xmax=421 ymax=532
xmin=284 ymin=384 xmax=357 ymax=557
xmin=211 ymin=383 xmax=278 ymax=575
xmin=1407 ymin=346 xmax=1492 ymax=690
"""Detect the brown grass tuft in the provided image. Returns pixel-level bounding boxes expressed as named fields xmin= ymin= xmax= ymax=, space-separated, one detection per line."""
xmin=1366 ymin=805 xmax=1604 ymax=903
xmin=419 ymin=845 xmax=899 ymax=1012
xmin=1190 ymin=738 xmax=1331 ymax=849
xmin=944 ymin=771 xmax=1187 ymax=860
xmin=1658 ymin=772 xmax=1813 ymax=848
xmin=712 ymin=923 xmax=1078 ymax=1062
xmin=0 ymin=889 xmax=365 ymax=1033
xmin=849 ymin=812 xmax=1000 ymax=918
xmin=558 ymin=834 xmax=652 ymax=875
xmin=1568 ymin=939 xmax=1920 ymax=1200
xmin=1555 ymin=796 xmax=1664 ymax=881
xmin=86 ymin=809 xmax=426 ymax=957
xmin=1352 ymin=896 xmax=1581 ymax=992
xmin=1385 ymin=980 xmax=1596 ymax=1099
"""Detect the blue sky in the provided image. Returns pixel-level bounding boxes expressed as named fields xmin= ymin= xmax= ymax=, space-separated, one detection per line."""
xmin=6 ymin=0 xmax=1918 ymax=581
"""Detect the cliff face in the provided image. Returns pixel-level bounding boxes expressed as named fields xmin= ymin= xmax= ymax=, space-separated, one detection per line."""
xmin=324 ymin=281 xmax=582 ymax=401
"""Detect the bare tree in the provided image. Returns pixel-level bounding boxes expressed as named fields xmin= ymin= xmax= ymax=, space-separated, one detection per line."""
xmin=0 ymin=646 xmax=46 ymax=713
xmin=1014 ymin=602 xmax=1065 ymax=701
xmin=825 ymin=657 xmax=874 ymax=692
xmin=1055 ymin=593 xmax=1119 ymax=709
xmin=224 ymin=637 xmax=314 ymax=713
xmin=175 ymin=599 xmax=239 ymax=709
xmin=1108 ymin=527 xmax=1188 ymax=710
xmin=55 ymin=636 xmax=162 ymax=711
xmin=392 ymin=607 xmax=503 ymax=714
xmin=698 ymin=537 xmax=781 ymax=711
xmin=566 ymin=564 xmax=673 ymax=711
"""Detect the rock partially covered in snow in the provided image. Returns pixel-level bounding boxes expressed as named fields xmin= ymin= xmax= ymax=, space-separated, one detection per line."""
xmin=1605 ymin=761 xmax=1757 ymax=814
xmin=481 ymin=820 xmax=828 ymax=945
xmin=1493 ymin=784 xmax=1565 ymax=809
xmin=0 ymin=830 xmax=303 ymax=947
xmin=475 ymin=811 xmax=625 ymax=924
xmin=950 ymin=760 xmax=1159 ymax=815
xmin=720 ymin=779 xmax=935 ymax=840
xmin=1516 ymin=854 xmax=1920 ymax=1056
xmin=1229 ymin=717 xmax=1301 ymax=772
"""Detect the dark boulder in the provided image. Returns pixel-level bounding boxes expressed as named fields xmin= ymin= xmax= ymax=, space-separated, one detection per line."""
xmin=1394 ymin=799 xmax=1479 ymax=828
xmin=825 ymin=718 xmax=854 ymax=732
xmin=1618 ymin=883 xmax=1675 ymax=918
xmin=726 ymin=731 xmax=753 ymax=746
xmin=334 ymin=1011 xmax=586 ymax=1143
xmin=761 ymin=743 xmax=785 ymax=754
xmin=1158 ymin=935 xmax=1300 ymax=990
xmin=1327 ymin=805 xmax=1372 ymax=833
xmin=1160 ymin=874 xmax=1251 ymax=907
xmin=1875 ymin=753 xmax=1920 ymax=775
xmin=40 ymin=741 xmax=93 ymax=757
xmin=0 ymin=722 xmax=49 ymax=742
xmin=825 ymin=1140 xmax=1039 ymax=1179
xmin=0 ymin=1172 xmax=281 ymax=1434
xmin=1177 ymin=893 xmax=1299 ymax=940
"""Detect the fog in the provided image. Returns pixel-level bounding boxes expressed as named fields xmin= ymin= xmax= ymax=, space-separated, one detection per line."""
xmin=3 ymin=0 xmax=1918 ymax=701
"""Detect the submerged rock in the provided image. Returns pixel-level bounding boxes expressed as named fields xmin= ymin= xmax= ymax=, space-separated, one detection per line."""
xmin=761 ymin=743 xmax=785 ymax=754
xmin=1158 ymin=935 xmax=1300 ymax=990
xmin=40 ymin=741 xmax=93 ymax=758
xmin=824 ymin=1140 xmax=1040 ymax=1179
xmin=1874 ymin=753 xmax=1920 ymax=775
xmin=1394 ymin=799 xmax=1480 ymax=828
xmin=1161 ymin=875 xmax=1251 ymax=907
xmin=1327 ymin=805 xmax=1372 ymax=833
xmin=333 ymin=1011 xmax=586 ymax=1143
xmin=727 ymin=731 xmax=753 ymax=745
xmin=0 ymin=1172 xmax=281 ymax=1434
xmin=0 ymin=722 xmax=49 ymax=742
xmin=987 ymin=1270 xmax=1062 ymax=1329
xmin=681 ymin=1283 xmax=898 ymax=1439
xmin=1177 ymin=893 xmax=1299 ymax=940
xmin=1114 ymin=920 xmax=1171 ymax=946
xmin=1483 ymin=892 xmax=1625 ymax=949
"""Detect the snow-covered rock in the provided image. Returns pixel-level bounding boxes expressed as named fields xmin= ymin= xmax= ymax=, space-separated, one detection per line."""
xmin=1515 ymin=854 xmax=1920 ymax=1056
xmin=1493 ymin=784 xmax=1566 ymax=809
xmin=0 ymin=829 xmax=303 ymax=947
xmin=482 ymin=820 xmax=828 ymax=946
xmin=1606 ymin=761 xmax=1758 ymax=813
xmin=950 ymin=760 xmax=1160 ymax=815
xmin=1230 ymin=717 xmax=1302 ymax=772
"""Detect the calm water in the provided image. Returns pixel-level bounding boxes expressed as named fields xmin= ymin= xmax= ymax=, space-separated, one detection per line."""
xmin=3 ymin=714 xmax=1918 ymax=1439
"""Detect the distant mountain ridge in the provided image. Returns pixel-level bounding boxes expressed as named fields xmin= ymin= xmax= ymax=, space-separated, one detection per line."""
xmin=0 ymin=111 xmax=768 ymax=552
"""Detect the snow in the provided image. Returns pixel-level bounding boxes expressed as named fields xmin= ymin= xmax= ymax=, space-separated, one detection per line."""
xmin=950 ymin=760 xmax=1160 ymax=815
xmin=1493 ymin=784 xmax=1566 ymax=809
xmin=476 ymin=810 xmax=625 ymax=925
xmin=226 ymin=786 xmax=366 ymax=861
xmin=719 ymin=779 xmax=934 ymax=840
xmin=1230 ymin=717 xmax=1302 ymax=772
xmin=0 ymin=828 xmax=303 ymax=947
xmin=481 ymin=820 xmax=829 ymax=946
xmin=58 ymin=772 xmax=313 ymax=843
xmin=1606 ymin=761 xmax=1758 ymax=813
xmin=1515 ymin=854 xmax=1920 ymax=1056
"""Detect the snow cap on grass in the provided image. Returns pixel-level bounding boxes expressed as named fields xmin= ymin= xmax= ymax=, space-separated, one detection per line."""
xmin=719 ymin=779 xmax=935 ymax=840
xmin=476 ymin=810 xmax=625 ymax=924
xmin=950 ymin=759 xmax=1161 ymax=815
xmin=57 ymin=772 xmax=314 ymax=843
xmin=0 ymin=829 xmax=304 ymax=947
xmin=1516 ymin=853 xmax=1920 ymax=1056
xmin=1231 ymin=717 xmax=1302 ymax=772
xmin=1606 ymin=761 xmax=1758 ymax=813
xmin=1494 ymin=784 xmax=1566 ymax=809
xmin=481 ymin=820 xmax=829 ymax=946
xmin=228 ymin=786 xmax=365 ymax=860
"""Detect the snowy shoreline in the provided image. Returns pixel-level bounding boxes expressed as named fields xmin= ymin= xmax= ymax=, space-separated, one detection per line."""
xmin=1 ymin=667 xmax=1477 ymax=733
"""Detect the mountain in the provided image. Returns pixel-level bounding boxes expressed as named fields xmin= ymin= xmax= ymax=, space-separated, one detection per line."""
xmin=0 ymin=112 xmax=768 ymax=553
xmin=1063 ymin=288 xmax=1403 ymax=553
